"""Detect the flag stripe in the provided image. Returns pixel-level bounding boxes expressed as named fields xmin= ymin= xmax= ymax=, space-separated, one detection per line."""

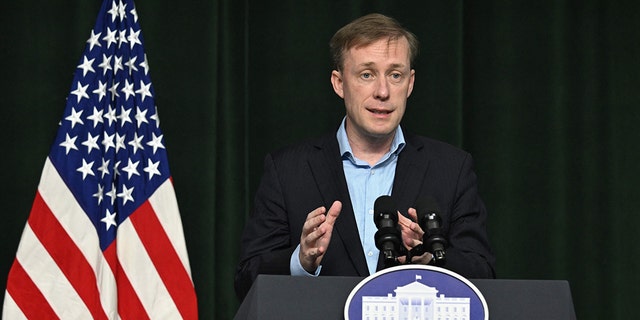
xmin=118 ymin=218 xmax=183 ymax=319
xmin=131 ymin=199 xmax=198 ymax=319
xmin=29 ymin=192 xmax=109 ymax=320
xmin=4 ymin=259 xmax=57 ymax=320
xmin=13 ymin=225 xmax=93 ymax=319
xmin=148 ymin=180 xmax=194 ymax=278
xmin=2 ymin=288 xmax=29 ymax=320
xmin=101 ymin=244 xmax=151 ymax=320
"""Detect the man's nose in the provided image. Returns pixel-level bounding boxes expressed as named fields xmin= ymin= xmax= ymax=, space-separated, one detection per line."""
xmin=373 ymin=77 xmax=390 ymax=100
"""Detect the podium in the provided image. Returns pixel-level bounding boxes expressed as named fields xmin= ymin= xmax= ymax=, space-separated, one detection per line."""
xmin=234 ymin=275 xmax=576 ymax=320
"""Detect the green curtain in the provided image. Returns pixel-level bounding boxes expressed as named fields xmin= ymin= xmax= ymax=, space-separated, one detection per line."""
xmin=1 ymin=1 xmax=638 ymax=319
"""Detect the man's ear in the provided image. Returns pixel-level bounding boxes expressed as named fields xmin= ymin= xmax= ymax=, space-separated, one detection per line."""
xmin=407 ymin=69 xmax=416 ymax=98
xmin=331 ymin=70 xmax=344 ymax=98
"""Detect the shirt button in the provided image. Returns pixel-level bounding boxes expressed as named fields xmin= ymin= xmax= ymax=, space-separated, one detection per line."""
xmin=368 ymin=209 xmax=374 ymax=215
xmin=367 ymin=251 xmax=374 ymax=257
xmin=371 ymin=170 xmax=375 ymax=175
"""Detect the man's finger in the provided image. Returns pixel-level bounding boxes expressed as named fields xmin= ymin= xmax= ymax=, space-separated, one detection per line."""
xmin=323 ymin=201 xmax=342 ymax=226
xmin=407 ymin=207 xmax=418 ymax=221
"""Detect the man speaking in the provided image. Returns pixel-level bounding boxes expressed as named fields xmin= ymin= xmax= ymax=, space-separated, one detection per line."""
xmin=234 ymin=13 xmax=495 ymax=301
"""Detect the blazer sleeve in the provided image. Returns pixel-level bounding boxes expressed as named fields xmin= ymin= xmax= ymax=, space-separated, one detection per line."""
xmin=441 ymin=152 xmax=496 ymax=278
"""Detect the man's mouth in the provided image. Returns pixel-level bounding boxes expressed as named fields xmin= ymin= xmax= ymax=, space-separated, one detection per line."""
xmin=368 ymin=108 xmax=392 ymax=115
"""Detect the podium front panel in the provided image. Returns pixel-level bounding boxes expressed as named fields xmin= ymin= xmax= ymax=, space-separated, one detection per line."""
xmin=234 ymin=275 xmax=576 ymax=320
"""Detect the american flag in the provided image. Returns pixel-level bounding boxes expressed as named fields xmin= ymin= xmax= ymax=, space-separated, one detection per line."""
xmin=2 ymin=0 xmax=198 ymax=319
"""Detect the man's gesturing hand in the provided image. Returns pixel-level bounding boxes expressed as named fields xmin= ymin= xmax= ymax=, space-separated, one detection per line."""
xmin=397 ymin=208 xmax=434 ymax=265
xmin=299 ymin=201 xmax=342 ymax=274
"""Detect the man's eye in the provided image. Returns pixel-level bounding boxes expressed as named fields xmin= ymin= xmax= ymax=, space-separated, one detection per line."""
xmin=391 ymin=73 xmax=402 ymax=80
xmin=361 ymin=73 xmax=372 ymax=79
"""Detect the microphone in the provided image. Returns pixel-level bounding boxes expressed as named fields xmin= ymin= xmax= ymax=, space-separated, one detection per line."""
xmin=416 ymin=197 xmax=447 ymax=266
xmin=373 ymin=195 xmax=404 ymax=269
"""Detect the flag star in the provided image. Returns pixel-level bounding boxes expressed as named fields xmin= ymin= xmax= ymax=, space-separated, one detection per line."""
xmin=93 ymin=184 xmax=104 ymax=205
xmin=104 ymin=105 xmax=117 ymax=126
xmin=77 ymin=56 xmax=95 ymax=77
xmin=106 ymin=183 xmax=117 ymax=205
xmin=65 ymin=107 xmax=84 ymax=129
xmin=118 ymin=106 xmax=132 ymax=126
xmin=98 ymin=54 xmax=112 ymax=76
xmin=93 ymin=80 xmax=107 ymax=102
xmin=117 ymin=29 xmax=128 ymax=48
xmin=87 ymin=107 xmax=104 ymax=128
xmin=118 ymin=1 xmax=127 ymax=20
xmin=108 ymin=81 xmax=120 ymax=102
xmin=59 ymin=133 xmax=78 ymax=155
xmin=122 ymin=159 xmax=140 ymax=179
xmin=135 ymin=106 xmax=149 ymax=127
xmin=86 ymin=29 xmax=102 ymax=51
xmin=102 ymin=132 xmax=115 ymax=152
xmin=121 ymin=79 xmax=135 ymax=100
xmin=70 ymin=81 xmax=89 ymax=103
xmin=115 ymin=132 xmax=127 ymax=153
xmin=135 ymin=80 xmax=152 ymax=102
xmin=150 ymin=105 xmax=160 ymax=126
xmin=102 ymin=27 xmax=118 ymax=48
xmin=147 ymin=132 xmax=165 ymax=154
xmin=107 ymin=1 xmax=119 ymax=22
xmin=130 ymin=7 xmax=138 ymax=23
xmin=98 ymin=158 xmax=111 ymax=178
xmin=139 ymin=54 xmax=150 ymax=75
xmin=144 ymin=159 xmax=161 ymax=180
xmin=117 ymin=184 xmax=135 ymax=206
xmin=128 ymin=27 xmax=141 ymax=49
xmin=114 ymin=160 xmax=122 ymax=176
xmin=101 ymin=209 xmax=117 ymax=231
xmin=76 ymin=159 xmax=95 ymax=180
xmin=125 ymin=56 xmax=138 ymax=75
xmin=81 ymin=132 xmax=100 ymax=153
xmin=113 ymin=55 xmax=124 ymax=74
xmin=128 ymin=132 xmax=144 ymax=154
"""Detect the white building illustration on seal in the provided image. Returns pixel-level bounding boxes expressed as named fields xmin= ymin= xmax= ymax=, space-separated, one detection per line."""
xmin=361 ymin=275 xmax=471 ymax=320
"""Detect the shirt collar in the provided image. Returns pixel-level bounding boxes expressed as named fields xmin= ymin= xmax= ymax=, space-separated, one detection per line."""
xmin=336 ymin=117 xmax=406 ymax=159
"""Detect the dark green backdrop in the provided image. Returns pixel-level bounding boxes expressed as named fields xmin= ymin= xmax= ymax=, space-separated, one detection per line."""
xmin=1 ymin=1 xmax=638 ymax=319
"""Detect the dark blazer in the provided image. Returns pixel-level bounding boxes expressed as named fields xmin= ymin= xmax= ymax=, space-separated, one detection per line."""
xmin=234 ymin=130 xmax=496 ymax=300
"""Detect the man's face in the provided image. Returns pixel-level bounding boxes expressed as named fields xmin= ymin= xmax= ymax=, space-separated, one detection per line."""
xmin=331 ymin=37 xmax=415 ymax=142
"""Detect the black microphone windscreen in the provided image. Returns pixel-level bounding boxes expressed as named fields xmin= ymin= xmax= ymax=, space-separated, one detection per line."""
xmin=373 ymin=195 xmax=397 ymax=226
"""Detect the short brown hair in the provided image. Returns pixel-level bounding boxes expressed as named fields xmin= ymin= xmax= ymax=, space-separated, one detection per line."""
xmin=329 ymin=13 xmax=419 ymax=71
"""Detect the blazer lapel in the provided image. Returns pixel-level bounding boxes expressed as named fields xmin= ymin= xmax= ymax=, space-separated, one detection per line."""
xmin=308 ymin=134 xmax=369 ymax=276
xmin=391 ymin=134 xmax=431 ymax=212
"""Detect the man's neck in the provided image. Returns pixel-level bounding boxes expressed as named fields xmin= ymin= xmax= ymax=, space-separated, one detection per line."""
xmin=347 ymin=133 xmax=394 ymax=166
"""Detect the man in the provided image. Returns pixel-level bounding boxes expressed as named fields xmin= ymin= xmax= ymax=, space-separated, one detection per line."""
xmin=234 ymin=13 xmax=495 ymax=300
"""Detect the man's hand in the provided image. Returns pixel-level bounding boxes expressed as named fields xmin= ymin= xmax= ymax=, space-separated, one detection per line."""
xmin=397 ymin=208 xmax=434 ymax=265
xmin=299 ymin=201 xmax=342 ymax=273
xmin=398 ymin=208 xmax=423 ymax=247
